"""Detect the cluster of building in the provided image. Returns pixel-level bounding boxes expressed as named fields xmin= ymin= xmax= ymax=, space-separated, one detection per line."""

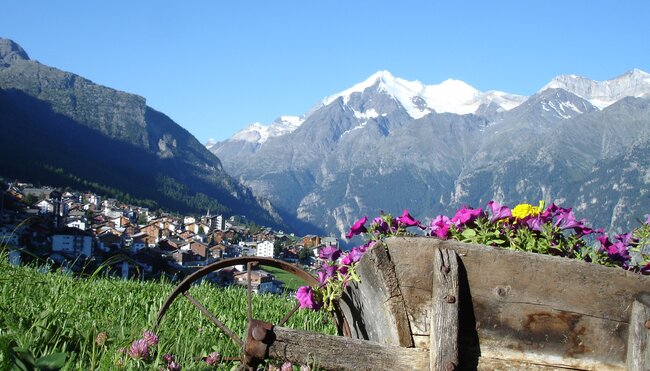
xmin=0 ymin=180 xmax=338 ymax=293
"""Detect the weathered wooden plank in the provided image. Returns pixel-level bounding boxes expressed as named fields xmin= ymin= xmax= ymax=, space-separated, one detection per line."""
xmin=430 ymin=248 xmax=460 ymax=371
xmin=627 ymin=294 xmax=650 ymax=371
xmin=382 ymin=237 xmax=649 ymax=369
xmin=338 ymin=244 xmax=413 ymax=347
xmin=269 ymin=326 xmax=429 ymax=371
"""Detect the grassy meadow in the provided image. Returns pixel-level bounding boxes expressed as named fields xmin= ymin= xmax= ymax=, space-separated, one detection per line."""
xmin=0 ymin=254 xmax=336 ymax=370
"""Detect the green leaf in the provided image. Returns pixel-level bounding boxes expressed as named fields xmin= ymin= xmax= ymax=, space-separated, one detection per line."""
xmin=34 ymin=352 xmax=67 ymax=370
xmin=11 ymin=347 xmax=35 ymax=367
xmin=461 ymin=228 xmax=477 ymax=239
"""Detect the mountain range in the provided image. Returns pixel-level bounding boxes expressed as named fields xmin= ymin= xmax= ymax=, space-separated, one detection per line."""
xmin=209 ymin=69 xmax=650 ymax=238
xmin=0 ymin=38 xmax=285 ymax=229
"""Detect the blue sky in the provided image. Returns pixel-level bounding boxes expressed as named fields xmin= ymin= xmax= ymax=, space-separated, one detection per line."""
xmin=3 ymin=1 xmax=649 ymax=142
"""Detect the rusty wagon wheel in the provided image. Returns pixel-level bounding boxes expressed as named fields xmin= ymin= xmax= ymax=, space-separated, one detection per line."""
xmin=154 ymin=256 xmax=349 ymax=370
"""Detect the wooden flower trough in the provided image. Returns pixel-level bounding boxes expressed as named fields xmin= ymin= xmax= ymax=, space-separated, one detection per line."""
xmin=157 ymin=237 xmax=649 ymax=370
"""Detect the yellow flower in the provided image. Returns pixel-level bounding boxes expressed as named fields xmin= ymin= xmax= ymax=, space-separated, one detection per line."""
xmin=512 ymin=200 xmax=545 ymax=219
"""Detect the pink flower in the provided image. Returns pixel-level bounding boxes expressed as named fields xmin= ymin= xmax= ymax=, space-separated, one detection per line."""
xmin=142 ymin=330 xmax=158 ymax=347
xmin=450 ymin=207 xmax=485 ymax=227
xmin=318 ymin=246 xmax=342 ymax=261
xmin=341 ymin=247 xmax=364 ymax=266
xmin=281 ymin=362 xmax=293 ymax=371
xmin=359 ymin=240 xmax=376 ymax=252
xmin=321 ymin=263 xmax=337 ymax=278
xmin=162 ymin=354 xmax=175 ymax=364
xmin=346 ymin=216 xmax=368 ymax=239
xmin=429 ymin=215 xmax=451 ymax=239
xmin=371 ymin=216 xmax=390 ymax=234
xmin=204 ymin=351 xmax=220 ymax=366
xmin=487 ymin=200 xmax=511 ymax=223
xmin=128 ymin=339 xmax=150 ymax=360
xmin=396 ymin=209 xmax=423 ymax=228
xmin=167 ymin=361 xmax=181 ymax=371
xmin=296 ymin=286 xmax=321 ymax=310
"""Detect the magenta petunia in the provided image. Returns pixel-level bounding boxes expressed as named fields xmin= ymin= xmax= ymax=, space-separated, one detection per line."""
xmin=296 ymin=286 xmax=322 ymax=310
xmin=341 ymin=246 xmax=364 ymax=266
xmin=429 ymin=215 xmax=451 ymax=239
xmin=318 ymin=245 xmax=342 ymax=261
xmin=358 ymin=240 xmax=376 ymax=253
xmin=371 ymin=216 xmax=390 ymax=234
xmin=396 ymin=209 xmax=424 ymax=228
xmin=555 ymin=209 xmax=589 ymax=234
xmin=598 ymin=234 xmax=632 ymax=265
xmin=321 ymin=263 xmax=338 ymax=278
xmin=316 ymin=271 xmax=330 ymax=286
xmin=450 ymin=207 xmax=485 ymax=227
xmin=487 ymin=200 xmax=511 ymax=223
xmin=346 ymin=216 xmax=368 ymax=239
xmin=525 ymin=216 xmax=544 ymax=232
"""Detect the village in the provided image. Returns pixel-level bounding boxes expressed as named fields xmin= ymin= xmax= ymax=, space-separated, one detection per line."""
xmin=0 ymin=180 xmax=337 ymax=294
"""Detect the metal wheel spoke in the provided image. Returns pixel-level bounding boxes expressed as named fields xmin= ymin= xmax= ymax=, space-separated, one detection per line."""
xmin=182 ymin=291 xmax=243 ymax=347
xmin=278 ymin=302 xmax=301 ymax=327
xmin=246 ymin=262 xmax=255 ymax=323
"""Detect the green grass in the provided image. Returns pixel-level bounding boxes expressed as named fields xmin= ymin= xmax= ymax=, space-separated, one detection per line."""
xmin=260 ymin=266 xmax=312 ymax=291
xmin=0 ymin=254 xmax=336 ymax=370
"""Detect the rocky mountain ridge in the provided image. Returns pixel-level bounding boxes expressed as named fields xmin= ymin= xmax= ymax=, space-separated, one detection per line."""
xmin=0 ymin=38 xmax=286 ymax=230
xmin=210 ymin=69 xmax=650 ymax=238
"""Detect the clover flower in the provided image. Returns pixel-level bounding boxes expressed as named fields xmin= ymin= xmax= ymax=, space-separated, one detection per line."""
xmin=95 ymin=331 xmax=108 ymax=346
xmin=162 ymin=354 xmax=175 ymax=364
xmin=281 ymin=362 xmax=293 ymax=371
xmin=142 ymin=330 xmax=159 ymax=347
xmin=204 ymin=351 xmax=220 ymax=366
xmin=128 ymin=339 xmax=150 ymax=360
xmin=167 ymin=361 xmax=181 ymax=371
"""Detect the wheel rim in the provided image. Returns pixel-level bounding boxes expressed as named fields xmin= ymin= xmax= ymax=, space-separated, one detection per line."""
xmin=154 ymin=256 xmax=349 ymax=368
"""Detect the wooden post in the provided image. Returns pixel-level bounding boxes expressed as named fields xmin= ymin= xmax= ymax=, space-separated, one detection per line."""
xmin=430 ymin=248 xmax=459 ymax=371
xmin=627 ymin=295 xmax=650 ymax=371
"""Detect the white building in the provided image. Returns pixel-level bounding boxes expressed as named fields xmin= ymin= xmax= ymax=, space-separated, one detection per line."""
xmin=66 ymin=219 xmax=86 ymax=230
xmin=35 ymin=199 xmax=54 ymax=214
xmin=51 ymin=227 xmax=94 ymax=257
xmin=256 ymin=240 xmax=274 ymax=258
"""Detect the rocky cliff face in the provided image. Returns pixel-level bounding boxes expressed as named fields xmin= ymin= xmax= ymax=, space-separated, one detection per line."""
xmin=0 ymin=38 xmax=284 ymax=228
xmin=210 ymin=70 xmax=650 ymax=238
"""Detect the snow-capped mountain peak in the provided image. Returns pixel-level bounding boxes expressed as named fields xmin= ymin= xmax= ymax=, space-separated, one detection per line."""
xmin=540 ymin=68 xmax=650 ymax=109
xmin=229 ymin=115 xmax=305 ymax=144
xmin=322 ymin=70 xmax=525 ymax=119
